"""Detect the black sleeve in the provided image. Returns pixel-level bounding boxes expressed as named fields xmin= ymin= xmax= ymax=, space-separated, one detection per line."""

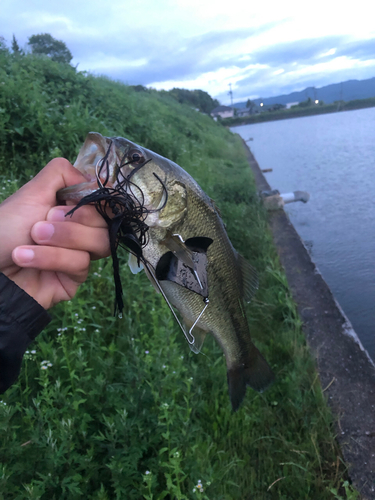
xmin=0 ymin=273 xmax=51 ymax=393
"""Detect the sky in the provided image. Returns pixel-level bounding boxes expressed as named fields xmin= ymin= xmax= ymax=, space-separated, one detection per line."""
xmin=2 ymin=0 xmax=375 ymax=105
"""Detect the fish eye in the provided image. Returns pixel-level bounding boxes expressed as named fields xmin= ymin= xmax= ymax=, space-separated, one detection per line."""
xmin=128 ymin=149 xmax=145 ymax=164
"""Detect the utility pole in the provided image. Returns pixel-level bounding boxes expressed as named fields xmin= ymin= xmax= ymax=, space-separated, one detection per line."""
xmin=228 ymin=83 xmax=233 ymax=107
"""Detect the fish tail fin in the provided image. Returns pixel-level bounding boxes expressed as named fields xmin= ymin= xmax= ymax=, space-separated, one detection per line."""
xmin=227 ymin=347 xmax=274 ymax=411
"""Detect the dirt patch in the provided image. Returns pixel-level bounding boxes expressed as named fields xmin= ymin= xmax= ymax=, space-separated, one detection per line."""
xmin=242 ymin=139 xmax=375 ymax=499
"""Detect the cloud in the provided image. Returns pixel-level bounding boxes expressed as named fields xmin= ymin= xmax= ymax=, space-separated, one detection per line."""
xmin=248 ymin=36 xmax=348 ymax=66
xmin=335 ymin=38 xmax=375 ymax=61
xmin=212 ymin=37 xmax=375 ymax=102
xmin=2 ymin=0 xmax=375 ymax=103
xmin=73 ymin=24 xmax=280 ymax=85
xmin=224 ymin=62 xmax=375 ymax=103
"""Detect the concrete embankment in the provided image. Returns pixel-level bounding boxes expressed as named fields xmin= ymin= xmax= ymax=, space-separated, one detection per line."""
xmin=242 ymin=140 xmax=375 ymax=500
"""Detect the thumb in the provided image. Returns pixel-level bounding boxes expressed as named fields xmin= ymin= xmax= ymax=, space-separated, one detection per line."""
xmin=29 ymin=158 xmax=88 ymax=193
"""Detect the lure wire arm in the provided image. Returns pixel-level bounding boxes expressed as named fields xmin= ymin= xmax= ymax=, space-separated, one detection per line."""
xmin=188 ymin=298 xmax=209 ymax=336
xmin=142 ymin=261 xmax=196 ymax=345
xmin=143 ymin=260 xmax=210 ymax=346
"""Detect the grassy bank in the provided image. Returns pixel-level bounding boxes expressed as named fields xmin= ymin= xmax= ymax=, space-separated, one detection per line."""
xmin=223 ymin=97 xmax=375 ymax=126
xmin=0 ymin=48 xmax=359 ymax=499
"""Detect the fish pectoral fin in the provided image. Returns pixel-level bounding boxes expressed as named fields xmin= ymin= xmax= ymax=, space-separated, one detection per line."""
xmin=237 ymin=253 xmax=259 ymax=303
xmin=183 ymin=322 xmax=208 ymax=354
xmin=227 ymin=346 xmax=274 ymax=411
xmin=128 ymin=253 xmax=144 ymax=274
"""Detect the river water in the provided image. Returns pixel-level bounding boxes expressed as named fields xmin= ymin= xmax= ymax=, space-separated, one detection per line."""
xmin=233 ymin=108 xmax=375 ymax=359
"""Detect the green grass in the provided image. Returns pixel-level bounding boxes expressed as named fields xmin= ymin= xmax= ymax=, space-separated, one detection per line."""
xmin=0 ymin=48 xmax=360 ymax=499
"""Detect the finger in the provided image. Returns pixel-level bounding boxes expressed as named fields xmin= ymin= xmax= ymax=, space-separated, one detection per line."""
xmin=9 ymin=159 xmax=90 ymax=210
xmin=12 ymin=246 xmax=90 ymax=283
xmin=31 ymin=221 xmax=110 ymax=261
xmin=31 ymin=158 xmax=89 ymax=192
xmin=47 ymin=205 xmax=108 ymax=228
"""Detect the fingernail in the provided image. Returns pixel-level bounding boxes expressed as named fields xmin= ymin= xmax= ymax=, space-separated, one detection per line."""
xmin=35 ymin=223 xmax=55 ymax=241
xmin=14 ymin=248 xmax=35 ymax=264
xmin=48 ymin=209 xmax=67 ymax=221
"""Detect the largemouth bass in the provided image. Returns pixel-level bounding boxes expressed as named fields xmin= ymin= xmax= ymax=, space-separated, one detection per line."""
xmin=58 ymin=132 xmax=274 ymax=410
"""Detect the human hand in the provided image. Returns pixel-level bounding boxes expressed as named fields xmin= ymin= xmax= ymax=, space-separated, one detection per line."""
xmin=0 ymin=158 xmax=110 ymax=309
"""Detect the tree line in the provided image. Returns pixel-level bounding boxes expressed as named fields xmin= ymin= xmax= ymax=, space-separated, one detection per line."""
xmin=2 ymin=33 xmax=219 ymax=114
xmin=3 ymin=33 xmax=73 ymax=64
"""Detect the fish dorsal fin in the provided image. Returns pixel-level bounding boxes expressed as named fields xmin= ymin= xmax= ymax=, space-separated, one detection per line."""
xmin=238 ymin=253 xmax=259 ymax=303
xmin=184 ymin=322 xmax=208 ymax=354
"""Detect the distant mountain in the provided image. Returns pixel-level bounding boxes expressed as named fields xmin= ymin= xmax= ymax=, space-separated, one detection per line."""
xmin=233 ymin=77 xmax=375 ymax=108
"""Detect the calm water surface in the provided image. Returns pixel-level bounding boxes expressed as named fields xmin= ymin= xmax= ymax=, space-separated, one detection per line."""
xmin=233 ymin=108 xmax=375 ymax=358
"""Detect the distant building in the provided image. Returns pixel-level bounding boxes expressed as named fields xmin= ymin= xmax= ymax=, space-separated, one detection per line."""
xmin=210 ymin=105 xmax=234 ymax=120
xmin=286 ymin=102 xmax=299 ymax=109
xmin=236 ymin=108 xmax=251 ymax=117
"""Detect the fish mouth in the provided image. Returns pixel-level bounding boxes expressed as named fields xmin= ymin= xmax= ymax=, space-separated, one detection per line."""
xmin=57 ymin=133 xmax=135 ymax=202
